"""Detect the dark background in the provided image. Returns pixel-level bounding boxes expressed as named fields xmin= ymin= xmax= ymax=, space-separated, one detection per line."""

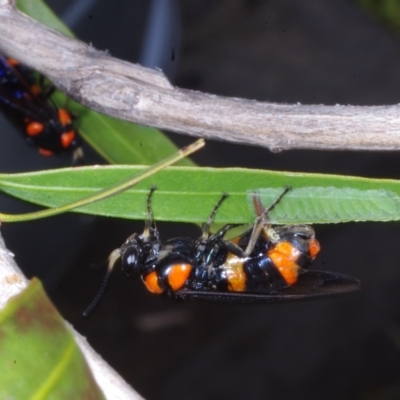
xmin=1 ymin=1 xmax=400 ymax=399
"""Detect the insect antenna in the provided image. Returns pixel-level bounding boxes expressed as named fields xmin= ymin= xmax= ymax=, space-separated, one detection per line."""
xmin=82 ymin=248 xmax=121 ymax=317
xmin=143 ymin=185 xmax=157 ymax=238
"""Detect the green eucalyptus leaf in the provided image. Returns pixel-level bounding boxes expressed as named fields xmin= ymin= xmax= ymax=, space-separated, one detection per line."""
xmin=17 ymin=0 xmax=73 ymax=36
xmin=1 ymin=166 xmax=400 ymax=224
xmin=249 ymin=187 xmax=400 ymax=223
xmin=0 ymin=279 xmax=104 ymax=399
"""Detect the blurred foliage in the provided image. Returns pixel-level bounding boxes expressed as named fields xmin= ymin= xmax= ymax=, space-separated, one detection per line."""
xmin=358 ymin=0 xmax=400 ymax=32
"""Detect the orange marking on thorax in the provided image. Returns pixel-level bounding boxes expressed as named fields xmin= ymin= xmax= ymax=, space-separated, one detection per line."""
xmin=167 ymin=263 xmax=192 ymax=291
xmin=58 ymin=108 xmax=72 ymax=125
xmin=143 ymin=271 xmax=163 ymax=294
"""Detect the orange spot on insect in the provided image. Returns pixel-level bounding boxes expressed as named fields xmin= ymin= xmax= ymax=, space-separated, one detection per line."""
xmin=7 ymin=58 xmax=19 ymax=66
xmin=58 ymin=109 xmax=72 ymax=125
xmin=273 ymin=242 xmax=301 ymax=260
xmin=143 ymin=271 xmax=163 ymax=294
xmin=60 ymin=131 xmax=76 ymax=148
xmin=26 ymin=121 xmax=44 ymax=136
xmin=167 ymin=263 xmax=192 ymax=291
xmin=309 ymin=239 xmax=320 ymax=258
xmin=268 ymin=242 xmax=301 ymax=285
xmin=38 ymin=148 xmax=54 ymax=157
xmin=30 ymin=84 xmax=41 ymax=96
xmin=223 ymin=253 xmax=246 ymax=292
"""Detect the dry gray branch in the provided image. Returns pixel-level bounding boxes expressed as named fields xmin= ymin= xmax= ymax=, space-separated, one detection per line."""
xmin=0 ymin=231 xmax=143 ymax=400
xmin=0 ymin=1 xmax=400 ymax=151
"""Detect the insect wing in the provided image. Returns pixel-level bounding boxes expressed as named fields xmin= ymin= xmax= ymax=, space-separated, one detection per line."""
xmin=177 ymin=271 xmax=360 ymax=303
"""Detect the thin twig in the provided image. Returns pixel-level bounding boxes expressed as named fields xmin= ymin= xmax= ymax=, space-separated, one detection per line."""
xmin=0 ymin=1 xmax=399 ymax=151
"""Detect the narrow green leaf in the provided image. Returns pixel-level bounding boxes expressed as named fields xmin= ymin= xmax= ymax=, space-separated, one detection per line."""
xmin=57 ymin=97 xmax=191 ymax=165
xmin=0 ymin=139 xmax=204 ymax=222
xmin=358 ymin=0 xmax=400 ymax=32
xmin=0 ymin=279 xmax=104 ymax=399
xmin=249 ymin=187 xmax=400 ymax=223
xmin=17 ymin=0 xmax=74 ymax=36
xmin=17 ymin=0 xmax=192 ymax=166
xmin=1 ymin=167 xmax=400 ymax=224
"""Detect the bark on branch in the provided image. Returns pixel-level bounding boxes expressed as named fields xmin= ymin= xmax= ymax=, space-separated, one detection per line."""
xmin=0 ymin=2 xmax=400 ymax=151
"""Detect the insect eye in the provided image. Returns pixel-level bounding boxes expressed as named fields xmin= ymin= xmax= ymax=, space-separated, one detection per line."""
xmin=295 ymin=233 xmax=310 ymax=240
xmin=121 ymin=246 xmax=141 ymax=277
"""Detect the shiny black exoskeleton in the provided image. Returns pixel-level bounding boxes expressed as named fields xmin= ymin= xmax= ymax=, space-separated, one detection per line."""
xmin=0 ymin=55 xmax=82 ymax=160
xmin=84 ymin=186 xmax=360 ymax=316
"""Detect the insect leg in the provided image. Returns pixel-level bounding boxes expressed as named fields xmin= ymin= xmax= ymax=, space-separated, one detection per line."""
xmin=244 ymin=186 xmax=291 ymax=256
xmin=201 ymin=192 xmax=229 ymax=240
